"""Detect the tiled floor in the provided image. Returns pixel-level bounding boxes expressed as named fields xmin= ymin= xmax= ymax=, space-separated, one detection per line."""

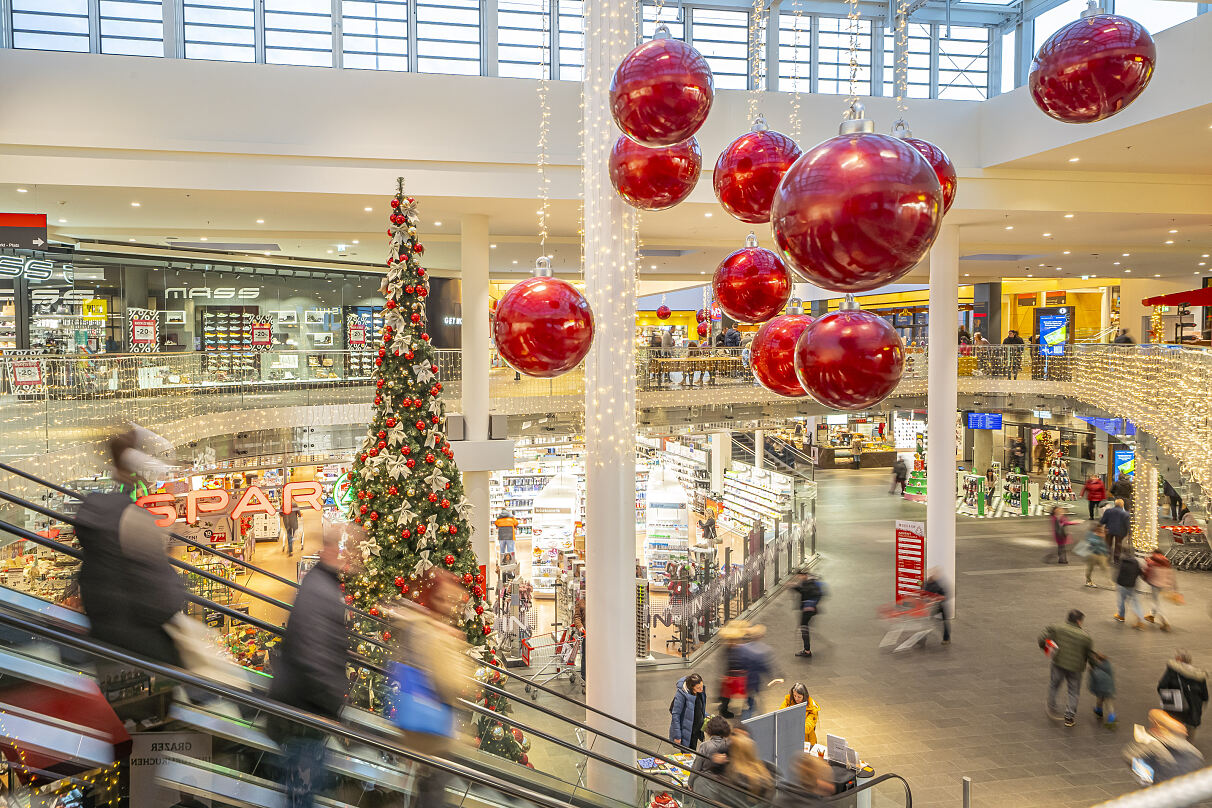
xmin=636 ymin=468 xmax=1212 ymax=808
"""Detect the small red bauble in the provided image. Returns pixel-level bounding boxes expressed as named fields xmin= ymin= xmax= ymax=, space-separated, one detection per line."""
xmin=418 ymin=288 xmax=428 ymax=298
xmin=610 ymin=34 xmax=714 ymax=147
xmin=428 ymin=493 xmax=438 ymax=503
xmin=771 ymin=132 xmax=942 ymax=292
xmin=406 ymin=459 xmax=416 ymax=468
xmin=794 ymin=307 xmax=905 ymax=410
xmin=374 ymin=358 xmax=382 ymax=367
xmin=385 ymin=300 xmax=397 ymax=309
xmin=391 ymin=199 xmax=400 ymax=209
xmin=405 ymin=285 xmax=415 ymax=294
xmin=345 ymin=595 xmax=354 ymax=604
xmin=425 ymin=453 xmax=436 ymax=464
xmin=369 ymin=511 xmax=378 ymax=521
xmin=714 ymin=128 xmax=802 ymax=224
xmin=440 ymin=498 xmax=450 ymax=508
xmin=386 ymin=418 xmax=396 ymax=428
xmin=696 ymin=322 xmax=709 ymax=338
xmin=374 ymin=396 xmax=382 ymax=406
xmin=417 ymin=268 xmax=426 ymax=277
xmin=378 ymin=349 xmax=386 ymax=358
xmin=430 ymin=415 xmax=439 ymax=424
xmin=388 ymin=485 xmax=398 ymax=495
xmin=390 ymin=214 xmax=404 ymax=225
xmin=462 ymin=573 xmax=474 ymax=585
xmin=359 ymin=504 xmax=368 ymax=514
xmin=444 ymin=554 xmax=455 ymax=566
xmin=405 ymin=350 xmax=414 ymax=360
xmin=449 ymin=525 xmax=458 ymax=534
xmin=417 ymin=524 xmax=426 ymax=533
xmin=430 ymin=364 xmax=438 ymax=373
xmin=696 ymin=309 xmax=707 ymax=323
xmin=376 ymin=379 xmax=385 ymax=389
xmin=422 ymin=333 xmax=430 ymax=341
xmin=377 ymin=440 xmax=386 ymax=450
xmin=370 ymin=607 xmax=380 ymax=617
xmin=414 ymin=244 xmax=424 ymax=253
xmin=1029 ymin=13 xmax=1155 ymax=124
xmin=382 ymin=631 xmax=392 ymax=641
xmin=473 ymin=585 xmax=484 ymax=597
xmin=368 ymin=448 xmax=378 ymax=457
xmin=359 ymin=453 xmax=367 ymax=462
xmin=494 ymin=276 xmax=595 ymax=378
xmin=750 ymin=314 xmax=814 ymax=397
xmin=401 ymin=529 xmax=411 ymax=539
xmin=475 ymin=605 xmax=484 ymax=615
xmin=712 ymin=245 xmax=792 ymax=324
xmin=902 ymin=137 xmax=958 ymax=215
xmin=402 ymin=446 xmax=412 ymax=455
xmin=609 ymin=135 xmax=701 ymax=211
xmin=395 ymin=576 xmax=406 ymax=588
xmin=416 ymin=420 xmax=426 ymax=430
xmin=656 ymin=305 xmax=672 ymax=320
xmin=484 ymin=625 xmax=492 ymax=635
xmin=410 ymin=313 xmax=421 ymax=324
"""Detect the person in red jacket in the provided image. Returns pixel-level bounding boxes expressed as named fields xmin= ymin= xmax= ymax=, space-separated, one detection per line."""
xmin=1080 ymin=474 xmax=1107 ymax=520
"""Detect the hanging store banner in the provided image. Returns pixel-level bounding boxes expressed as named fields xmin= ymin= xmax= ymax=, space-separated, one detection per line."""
xmin=128 ymin=307 xmax=160 ymax=352
xmin=4 ymin=350 xmax=46 ymax=392
xmin=347 ymin=321 xmax=367 ymax=348
xmin=82 ymin=298 xmax=108 ymax=321
xmin=894 ymin=519 xmax=926 ymax=603
xmin=249 ymin=316 xmax=274 ymax=352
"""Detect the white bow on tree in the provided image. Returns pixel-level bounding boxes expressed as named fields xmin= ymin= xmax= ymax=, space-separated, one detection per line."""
xmin=412 ymin=362 xmax=436 ymax=385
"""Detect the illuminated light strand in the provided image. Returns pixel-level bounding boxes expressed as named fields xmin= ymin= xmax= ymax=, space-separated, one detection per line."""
xmin=788 ymin=0 xmax=804 ymax=141
xmin=537 ymin=0 xmax=552 ymax=262
xmin=893 ymin=0 xmax=910 ymax=126
xmin=747 ymin=0 xmax=765 ymax=121
xmin=845 ymin=0 xmax=861 ymax=107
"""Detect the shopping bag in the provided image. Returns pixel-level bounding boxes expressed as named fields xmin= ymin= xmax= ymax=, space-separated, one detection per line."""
xmin=1073 ymin=540 xmax=1092 ymax=558
xmin=1160 ymin=687 xmax=1185 ymax=712
xmin=165 ymin=612 xmax=252 ymax=694
xmin=386 ymin=661 xmax=454 ymax=738
xmin=1163 ymin=590 xmax=1186 ymax=605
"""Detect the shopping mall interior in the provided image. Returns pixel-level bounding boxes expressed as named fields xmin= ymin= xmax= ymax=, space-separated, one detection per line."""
xmin=1 ymin=1 xmax=1212 ymax=806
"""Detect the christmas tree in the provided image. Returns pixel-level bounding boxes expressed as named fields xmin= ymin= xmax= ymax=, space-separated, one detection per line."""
xmin=343 ymin=180 xmax=525 ymax=764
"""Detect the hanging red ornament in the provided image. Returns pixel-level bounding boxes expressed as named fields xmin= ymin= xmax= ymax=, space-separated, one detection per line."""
xmin=382 ymin=631 xmax=392 ymax=641
xmin=386 ymin=418 xmax=396 ymax=428
xmin=712 ymin=236 xmax=792 ymax=324
xmin=374 ymin=396 xmax=382 ymax=406
xmin=374 ymin=358 xmax=383 ymax=367
xmin=425 ymin=453 xmax=436 ymax=464
xmin=391 ymin=199 xmax=401 ymax=209
xmin=369 ymin=511 xmax=378 ymax=521
xmin=444 ymin=554 xmax=456 ymax=566
xmin=359 ymin=453 xmax=367 ymax=462
xmin=359 ymin=504 xmax=368 ymax=514
xmin=1029 ymin=10 xmax=1155 ymax=124
xmin=421 ymin=333 xmax=430 ymax=341
xmin=462 ymin=573 xmax=474 ymax=585
xmin=494 ymin=261 xmax=595 ymax=378
xmin=794 ymin=302 xmax=905 ymax=410
xmin=376 ymin=379 xmax=385 ymax=389
xmin=440 ymin=499 xmax=450 ymax=509
xmin=405 ymin=350 xmax=414 ymax=360
xmin=475 ymin=605 xmax=484 ymax=615
xmin=388 ymin=485 xmax=398 ymax=495
xmin=771 ymin=106 xmax=942 ymax=292
xmin=656 ymin=305 xmax=672 ymax=320
xmin=449 ymin=525 xmax=458 ymax=534
xmin=750 ymin=312 xmax=813 ymax=397
xmin=401 ymin=528 xmax=411 ymax=539
xmin=484 ymin=625 xmax=492 ymax=635
xmin=414 ymin=244 xmax=424 ymax=254
xmin=609 ymin=136 xmax=701 ymax=211
xmin=406 ymin=458 xmax=416 ymax=468
xmin=428 ymin=493 xmax=438 ymax=503
xmin=370 ymin=607 xmax=380 ymax=617
xmin=416 ymin=524 xmax=426 ymax=534
xmin=713 ymin=120 xmax=802 ymax=224
xmin=430 ymin=414 xmax=440 ymax=424
xmin=395 ymin=576 xmax=405 ymax=588
xmin=402 ymin=446 xmax=412 ymax=455
xmin=416 ymin=420 xmax=426 ymax=430
xmin=377 ymin=441 xmax=386 ymax=450
xmin=609 ymin=27 xmax=714 ymax=147
xmin=385 ymin=300 xmax=397 ymax=310
xmin=345 ymin=595 xmax=354 ymax=604
xmin=405 ymin=285 xmax=415 ymax=294
xmin=368 ymin=448 xmax=378 ymax=457
xmin=899 ymin=132 xmax=958 ymax=215
xmin=696 ymin=321 xmax=709 ymax=338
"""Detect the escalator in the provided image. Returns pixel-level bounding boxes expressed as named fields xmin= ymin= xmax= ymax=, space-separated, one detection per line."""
xmin=0 ymin=470 xmax=911 ymax=808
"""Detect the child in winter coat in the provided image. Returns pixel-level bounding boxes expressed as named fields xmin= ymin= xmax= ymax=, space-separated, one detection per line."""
xmin=1089 ymin=653 xmax=1117 ymax=728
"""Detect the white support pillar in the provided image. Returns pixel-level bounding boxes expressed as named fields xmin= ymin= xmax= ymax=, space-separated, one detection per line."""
xmin=927 ymin=224 xmax=959 ymax=600
xmin=710 ymin=432 xmax=731 ymax=493
xmin=583 ymin=0 xmax=639 ymax=795
xmin=754 ymin=430 xmax=765 ymax=470
xmin=461 ymin=214 xmax=493 ymax=581
xmin=1101 ymin=286 xmax=1113 ymax=340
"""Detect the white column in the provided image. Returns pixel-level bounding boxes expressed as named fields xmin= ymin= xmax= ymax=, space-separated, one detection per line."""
xmin=1100 ymin=286 xmax=1112 ymax=340
xmin=583 ymin=0 xmax=639 ymax=794
xmin=461 ymin=214 xmax=492 ymax=579
xmin=710 ymin=432 xmax=731 ymax=493
xmin=754 ymin=430 xmax=765 ymax=470
xmin=927 ymin=225 xmax=959 ymax=600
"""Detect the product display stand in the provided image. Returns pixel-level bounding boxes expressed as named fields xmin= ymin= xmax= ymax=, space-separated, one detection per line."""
xmin=1043 ymin=457 xmax=1075 ymax=502
xmin=960 ymin=475 xmax=985 ymax=516
xmin=1002 ymin=472 xmax=1030 ymax=515
xmin=530 ymin=471 xmax=578 ymax=596
xmin=644 ymin=475 xmax=690 ymax=586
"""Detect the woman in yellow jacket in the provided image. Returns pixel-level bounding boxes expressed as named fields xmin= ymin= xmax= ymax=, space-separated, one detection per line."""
xmin=779 ymin=682 xmax=820 ymax=745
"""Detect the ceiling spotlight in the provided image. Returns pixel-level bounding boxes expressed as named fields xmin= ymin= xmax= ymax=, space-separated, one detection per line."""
xmin=1090 ymin=273 xmax=1097 ymax=277
xmin=1125 ymin=269 xmax=1132 ymax=273
xmin=263 ymin=251 xmax=271 ymax=256
xmin=130 ymin=202 xmax=141 ymax=207
xmin=1169 ymin=229 xmax=1178 ymax=234
xmin=704 ymin=212 xmax=713 ymax=218
xmin=256 ymin=219 xmax=265 ymax=224
xmin=1063 ymin=250 xmax=1071 ymax=255
xmin=1043 ymin=233 xmax=1052 ymax=237
xmin=650 ymin=264 xmax=657 ymax=269
xmin=200 ymin=236 xmax=207 ymax=241
xmin=1113 ymin=261 xmax=1121 ymax=265
xmin=327 ymin=249 xmax=334 ymax=254
xmin=490 ymin=243 xmax=497 ymax=249
xmin=1027 ymin=273 xmax=1033 ymax=277
xmin=1203 ymin=254 xmax=1210 ymax=258
xmin=1056 ymin=267 xmax=1063 ymax=271
xmin=128 ymin=238 xmax=136 ymax=242
xmin=1081 ymin=274 xmax=1089 ymax=280
xmin=16 ymin=188 xmax=27 ymax=193
xmin=1154 ymin=273 xmax=1161 ymax=277
xmin=1068 ymin=157 xmax=1080 ymax=163
xmin=58 ymin=218 xmax=66 ymax=223
xmin=963 ymin=273 xmax=970 ymax=277
xmin=1165 ymin=240 xmax=1175 ymax=244
xmin=1123 ymin=253 xmax=1131 ymax=257
xmin=433 ymin=221 xmax=442 ymax=227
xmin=364 ymin=207 xmax=373 ymax=212
xmin=1063 ymin=213 xmax=1074 ymax=218
xmin=512 ymin=260 xmax=519 ymax=264
xmin=1005 ymin=225 xmax=1014 ymax=230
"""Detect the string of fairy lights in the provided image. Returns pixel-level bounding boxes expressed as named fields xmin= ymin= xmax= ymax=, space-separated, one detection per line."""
xmin=844 ymin=0 xmax=861 ymax=107
xmin=747 ymin=0 xmax=765 ymax=122
xmin=537 ymin=0 xmax=552 ymax=262
xmin=893 ymin=0 xmax=910 ymax=128
xmin=788 ymin=0 xmax=804 ymax=141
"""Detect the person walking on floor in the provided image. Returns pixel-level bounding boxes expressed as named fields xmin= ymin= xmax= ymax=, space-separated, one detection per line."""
xmin=280 ymin=508 xmax=300 ymax=556
xmin=1099 ymin=498 xmax=1131 ymax=564
xmin=1163 ymin=479 xmax=1183 ymax=522
xmin=779 ymin=683 xmax=821 ymax=745
xmin=793 ymin=572 xmax=825 ymax=659
xmin=739 ymin=625 xmax=773 ymax=719
xmin=1080 ymin=474 xmax=1106 ymax=520
xmin=1158 ymin=650 xmax=1209 ymax=741
xmin=1111 ymin=473 xmax=1134 ymax=514
xmin=1083 ymin=527 xmax=1112 ymax=588
xmin=1113 ymin=553 xmax=1147 ymax=629
xmin=890 ymin=457 xmax=908 ymax=495
xmin=717 ymin=623 xmax=749 ymax=718
xmin=669 ymin=672 xmax=707 ymax=750
xmin=268 ymin=524 xmax=350 ymax=808
xmin=774 ymin=753 xmax=836 ymax=808
xmin=1088 ymin=653 xmax=1117 ymax=728
xmin=1002 ymin=330 xmax=1025 ymax=379
xmin=1039 ymin=609 xmax=1097 ymax=727
xmin=1143 ymin=549 xmax=1176 ymax=630
xmin=922 ymin=568 xmax=951 ymax=643
xmin=1123 ymin=709 xmax=1203 ymax=784
xmin=1050 ymin=506 xmax=1077 ymax=564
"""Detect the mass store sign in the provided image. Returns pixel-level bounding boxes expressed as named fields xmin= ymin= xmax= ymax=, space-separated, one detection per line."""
xmin=165 ymin=286 xmax=261 ymax=300
xmin=0 ymin=256 xmax=55 ymax=281
xmin=136 ymin=481 xmax=323 ymax=527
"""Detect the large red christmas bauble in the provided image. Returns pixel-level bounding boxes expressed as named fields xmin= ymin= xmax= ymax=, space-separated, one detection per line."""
xmin=610 ymin=35 xmax=714 ymax=147
xmin=771 ymin=133 xmax=942 ymax=292
xmin=609 ymin=136 xmax=701 ymax=211
xmin=750 ymin=314 xmax=813 ymax=397
xmin=696 ymin=322 xmax=709 ymax=338
xmin=656 ymin=305 xmax=672 ymax=320
xmin=794 ymin=308 xmax=904 ymax=410
xmin=695 ymin=309 xmax=707 ymax=323
xmin=714 ymin=129 xmax=802 ymax=224
xmin=902 ymin=137 xmax=957 ymax=215
xmin=493 ymin=276 xmax=595 ymax=378
xmin=1029 ymin=13 xmax=1155 ymax=124
xmin=712 ymin=246 xmax=791 ymax=324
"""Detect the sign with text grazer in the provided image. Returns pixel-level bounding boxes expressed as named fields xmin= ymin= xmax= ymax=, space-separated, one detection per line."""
xmin=895 ymin=519 xmax=926 ymax=603
xmin=130 ymin=732 xmax=211 ymax=808
xmin=0 ymin=213 xmax=47 ymax=249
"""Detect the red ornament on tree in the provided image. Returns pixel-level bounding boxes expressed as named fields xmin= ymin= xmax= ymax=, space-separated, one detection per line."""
xmin=750 ymin=313 xmax=813 ymax=397
xmin=369 ymin=511 xmax=378 ymax=521
xmin=771 ymin=115 xmax=942 ymax=292
xmin=444 ymin=554 xmax=455 ymax=566
xmin=416 ymin=420 xmax=426 ymax=430
xmin=794 ymin=304 xmax=905 ymax=410
xmin=713 ymin=123 xmax=802 ymax=224
xmin=696 ymin=322 xmax=709 ymax=338
xmin=901 ymin=135 xmax=958 ymax=214
xmin=609 ymin=136 xmax=701 ymax=211
xmin=695 ymin=309 xmax=707 ymax=323
xmin=395 ymin=576 xmax=406 ymax=588
xmin=494 ymin=264 xmax=595 ymax=378
xmin=427 ymin=493 xmax=438 ymax=503
xmin=406 ymin=459 xmax=416 ymax=468
xmin=656 ymin=305 xmax=672 ymax=320
xmin=401 ymin=529 xmax=411 ymax=539
xmin=609 ymin=28 xmax=714 ymax=147
xmin=425 ymin=453 xmax=436 ymax=464
xmin=449 ymin=525 xmax=458 ymax=534
xmin=462 ymin=573 xmax=474 ymax=585
xmin=440 ymin=499 xmax=450 ymax=509
xmin=1029 ymin=11 xmax=1155 ymax=124
xmin=712 ymin=237 xmax=792 ymax=324
xmin=475 ymin=605 xmax=485 ymax=615
xmin=391 ymin=199 xmax=400 ymax=209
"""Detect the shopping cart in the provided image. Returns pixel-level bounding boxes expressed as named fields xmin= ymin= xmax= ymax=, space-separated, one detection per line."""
xmin=1163 ymin=525 xmax=1212 ymax=571
xmin=877 ymin=593 xmax=945 ymax=652
xmin=520 ymin=627 xmax=583 ymax=699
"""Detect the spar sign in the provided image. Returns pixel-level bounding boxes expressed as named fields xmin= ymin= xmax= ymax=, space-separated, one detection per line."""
xmin=137 ymin=482 xmax=323 ymax=528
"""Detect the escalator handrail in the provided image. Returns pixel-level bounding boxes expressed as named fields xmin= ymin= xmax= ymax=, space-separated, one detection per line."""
xmin=0 ymin=609 xmax=604 ymax=808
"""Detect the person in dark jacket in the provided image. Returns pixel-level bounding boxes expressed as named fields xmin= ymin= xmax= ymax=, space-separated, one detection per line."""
xmin=669 ymin=673 xmax=706 ymax=749
xmin=688 ymin=715 xmax=732 ymax=789
xmin=773 ymin=752 xmax=835 ymax=808
xmin=75 ymin=429 xmax=188 ymax=668
xmin=1123 ymin=709 xmax=1203 ymax=784
xmin=793 ymin=572 xmax=824 ymax=659
xmin=1099 ymin=499 xmax=1131 ymax=564
xmin=1002 ymin=331 xmax=1025 ymax=379
xmin=281 ymin=508 xmax=300 ymax=556
xmin=1114 ymin=554 xmax=1146 ymax=629
xmin=739 ymin=625 xmax=773 ymax=719
xmin=923 ymin=569 xmax=950 ymax=643
xmin=1039 ymin=609 xmax=1097 ymax=726
xmin=1158 ymin=650 xmax=1209 ymax=740
xmin=1162 ymin=479 xmax=1183 ymax=521
xmin=724 ymin=327 xmax=742 ymax=348
xmin=269 ymin=524 xmax=350 ymax=808
xmin=890 ymin=458 xmax=908 ymax=495
xmin=1111 ymin=474 xmax=1134 ymax=513
xmin=1088 ymin=653 xmax=1117 ymax=727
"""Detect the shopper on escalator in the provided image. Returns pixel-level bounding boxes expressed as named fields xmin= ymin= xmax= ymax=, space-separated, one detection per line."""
xmin=268 ymin=523 xmax=350 ymax=808
xmin=76 ymin=427 xmax=188 ymax=668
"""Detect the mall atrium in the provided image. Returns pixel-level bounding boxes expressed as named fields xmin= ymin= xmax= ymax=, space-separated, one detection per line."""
xmin=0 ymin=0 xmax=1211 ymax=806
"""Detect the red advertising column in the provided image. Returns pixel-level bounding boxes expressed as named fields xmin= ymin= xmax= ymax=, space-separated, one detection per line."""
xmin=895 ymin=519 xmax=926 ymax=602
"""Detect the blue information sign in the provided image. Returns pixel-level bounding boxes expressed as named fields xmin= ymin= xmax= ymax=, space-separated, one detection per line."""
xmin=1113 ymin=449 xmax=1135 ymax=479
xmin=966 ymin=412 xmax=1002 ymax=430
xmin=1038 ymin=312 xmax=1069 ymax=357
